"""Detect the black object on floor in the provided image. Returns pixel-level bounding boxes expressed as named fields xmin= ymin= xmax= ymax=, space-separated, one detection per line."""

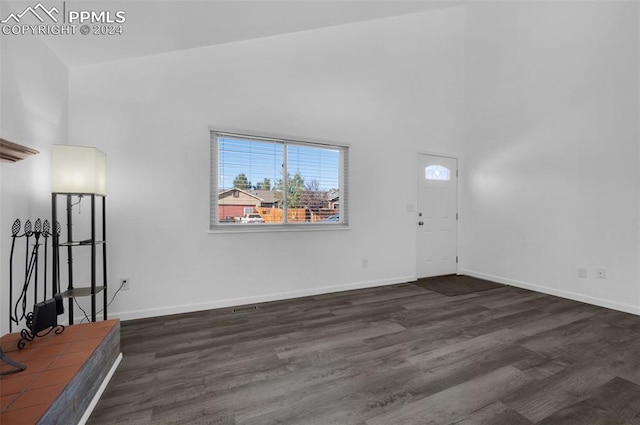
xmin=413 ymin=274 xmax=504 ymax=296
xmin=0 ymin=347 xmax=26 ymax=375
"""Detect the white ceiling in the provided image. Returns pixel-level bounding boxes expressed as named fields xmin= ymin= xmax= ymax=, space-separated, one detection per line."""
xmin=3 ymin=0 xmax=466 ymax=67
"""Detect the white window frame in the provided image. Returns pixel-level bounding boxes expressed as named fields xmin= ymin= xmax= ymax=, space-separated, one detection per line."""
xmin=210 ymin=129 xmax=349 ymax=232
xmin=425 ymin=165 xmax=451 ymax=181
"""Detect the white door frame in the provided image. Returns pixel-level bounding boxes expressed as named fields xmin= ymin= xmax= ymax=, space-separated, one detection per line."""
xmin=416 ymin=152 xmax=459 ymax=278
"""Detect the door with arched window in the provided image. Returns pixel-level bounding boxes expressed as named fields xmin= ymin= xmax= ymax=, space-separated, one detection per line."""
xmin=417 ymin=154 xmax=458 ymax=278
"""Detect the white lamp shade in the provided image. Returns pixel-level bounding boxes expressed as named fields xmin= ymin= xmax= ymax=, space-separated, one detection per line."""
xmin=52 ymin=145 xmax=107 ymax=195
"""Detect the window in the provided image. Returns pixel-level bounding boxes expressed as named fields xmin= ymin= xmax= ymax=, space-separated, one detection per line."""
xmin=425 ymin=165 xmax=451 ymax=181
xmin=211 ymin=130 xmax=348 ymax=229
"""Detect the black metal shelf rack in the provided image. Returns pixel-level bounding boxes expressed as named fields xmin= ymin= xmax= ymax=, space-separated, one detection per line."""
xmin=52 ymin=193 xmax=108 ymax=324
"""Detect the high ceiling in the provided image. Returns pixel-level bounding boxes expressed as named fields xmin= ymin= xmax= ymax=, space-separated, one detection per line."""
xmin=2 ymin=0 xmax=465 ymax=67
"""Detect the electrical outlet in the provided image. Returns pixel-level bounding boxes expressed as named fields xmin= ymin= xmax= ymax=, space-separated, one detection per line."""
xmin=596 ymin=269 xmax=606 ymax=279
xmin=577 ymin=268 xmax=587 ymax=279
xmin=120 ymin=278 xmax=130 ymax=290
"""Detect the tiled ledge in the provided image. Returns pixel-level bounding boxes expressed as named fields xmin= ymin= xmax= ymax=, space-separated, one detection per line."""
xmin=1 ymin=320 xmax=120 ymax=425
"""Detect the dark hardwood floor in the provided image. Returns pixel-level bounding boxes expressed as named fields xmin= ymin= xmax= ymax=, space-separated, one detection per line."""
xmin=87 ymin=280 xmax=640 ymax=425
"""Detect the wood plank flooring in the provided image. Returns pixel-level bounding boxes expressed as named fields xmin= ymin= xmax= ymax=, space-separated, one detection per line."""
xmin=87 ymin=281 xmax=640 ymax=425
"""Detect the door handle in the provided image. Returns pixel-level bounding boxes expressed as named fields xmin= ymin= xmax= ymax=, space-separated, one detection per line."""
xmin=418 ymin=221 xmax=424 ymax=226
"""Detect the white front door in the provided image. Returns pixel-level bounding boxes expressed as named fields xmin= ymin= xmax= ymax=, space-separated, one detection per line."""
xmin=417 ymin=154 xmax=458 ymax=278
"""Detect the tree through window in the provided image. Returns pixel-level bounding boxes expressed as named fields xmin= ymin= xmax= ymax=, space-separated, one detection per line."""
xmin=211 ymin=130 xmax=348 ymax=229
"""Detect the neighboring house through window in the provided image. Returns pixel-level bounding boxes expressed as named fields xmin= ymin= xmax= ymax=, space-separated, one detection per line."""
xmin=211 ymin=130 xmax=348 ymax=229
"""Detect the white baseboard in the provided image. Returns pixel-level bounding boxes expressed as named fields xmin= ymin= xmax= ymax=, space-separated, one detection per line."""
xmin=462 ymin=269 xmax=640 ymax=316
xmin=78 ymin=352 xmax=123 ymax=425
xmin=112 ymin=276 xmax=416 ymax=322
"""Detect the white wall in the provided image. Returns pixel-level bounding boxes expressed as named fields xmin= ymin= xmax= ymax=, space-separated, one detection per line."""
xmin=461 ymin=2 xmax=640 ymax=313
xmin=7 ymin=1 xmax=635 ymax=327
xmin=68 ymin=8 xmax=466 ymax=320
xmin=0 ymin=31 xmax=69 ymax=334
